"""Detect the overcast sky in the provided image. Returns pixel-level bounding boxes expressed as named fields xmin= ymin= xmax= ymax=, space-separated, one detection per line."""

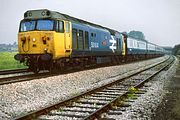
xmin=0 ymin=0 xmax=179 ymax=47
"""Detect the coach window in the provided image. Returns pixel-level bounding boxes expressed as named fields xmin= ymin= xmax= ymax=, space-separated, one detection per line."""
xmin=78 ymin=30 xmax=84 ymax=50
xmin=72 ymin=29 xmax=78 ymax=49
xmin=66 ymin=22 xmax=70 ymax=33
xmin=137 ymin=43 xmax=139 ymax=48
xmin=85 ymin=31 xmax=89 ymax=49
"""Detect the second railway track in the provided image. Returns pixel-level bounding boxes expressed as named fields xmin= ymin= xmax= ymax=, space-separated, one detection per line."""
xmin=0 ymin=68 xmax=28 ymax=75
xmin=0 ymin=62 xmax=128 ymax=85
xmin=14 ymin=56 xmax=174 ymax=120
xmin=0 ymin=71 xmax=50 ymax=85
xmin=0 ymin=57 xmax=162 ymax=85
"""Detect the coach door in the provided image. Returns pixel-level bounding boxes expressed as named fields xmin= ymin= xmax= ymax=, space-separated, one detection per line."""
xmin=64 ymin=21 xmax=72 ymax=52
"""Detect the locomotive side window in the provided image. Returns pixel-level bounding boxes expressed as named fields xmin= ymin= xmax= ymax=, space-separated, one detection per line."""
xmin=85 ymin=31 xmax=89 ymax=50
xmin=66 ymin=22 xmax=70 ymax=33
xmin=78 ymin=30 xmax=84 ymax=50
xmin=91 ymin=33 xmax=93 ymax=37
xmin=116 ymin=38 xmax=119 ymax=50
xmin=104 ymin=35 xmax=107 ymax=40
xmin=72 ymin=29 xmax=78 ymax=49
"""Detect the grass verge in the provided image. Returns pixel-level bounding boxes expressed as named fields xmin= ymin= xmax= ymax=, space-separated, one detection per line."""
xmin=0 ymin=52 xmax=27 ymax=70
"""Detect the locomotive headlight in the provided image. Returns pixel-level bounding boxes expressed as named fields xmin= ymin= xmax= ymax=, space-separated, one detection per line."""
xmin=32 ymin=38 xmax=36 ymax=42
xmin=44 ymin=48 xmax=48 ymax=53
xmin=44 ymin=48 xmax=48 ymax=51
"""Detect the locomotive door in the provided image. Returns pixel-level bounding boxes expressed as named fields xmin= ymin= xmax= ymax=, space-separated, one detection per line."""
xmin=64 ymin=21 xmax=71 ymax=50
xmin=116 ymin=38 xmax=120 ymax=53
xmin=90 ymin=31 xmax=96 ymax=50
xmin=122 ymin=35 xmax=127 ymax=56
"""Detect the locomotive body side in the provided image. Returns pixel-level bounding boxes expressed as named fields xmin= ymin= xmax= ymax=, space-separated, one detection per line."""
xmin=71 ymin=23 xmax=123 ymax=57
xmin=70 ymin=22 xmax=124 ymax=64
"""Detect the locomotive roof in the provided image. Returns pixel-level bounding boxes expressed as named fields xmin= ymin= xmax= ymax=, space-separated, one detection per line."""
xmin=24 ymin=9 xmax=118 ymax=35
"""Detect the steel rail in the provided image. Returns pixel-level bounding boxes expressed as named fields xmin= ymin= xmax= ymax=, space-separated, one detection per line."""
xmin=0 ymin=68 xmax=28 ymax=75
xmin=0 ymin=72 xmax=51 ymax=85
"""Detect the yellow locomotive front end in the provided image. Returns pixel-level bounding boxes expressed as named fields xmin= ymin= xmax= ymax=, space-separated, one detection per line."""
xmin=18 ymin=31 xmax=53 ymax=55
xmin=15 ymin=9 xmax=72 ymax=73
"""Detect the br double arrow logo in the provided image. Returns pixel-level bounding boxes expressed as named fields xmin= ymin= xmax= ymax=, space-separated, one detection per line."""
xmin=109 ymin=35 xmax=116 ymax=53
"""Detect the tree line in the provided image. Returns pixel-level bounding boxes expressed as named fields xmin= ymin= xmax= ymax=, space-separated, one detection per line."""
xmin=172 ymin=44 xmax=180 ymax=55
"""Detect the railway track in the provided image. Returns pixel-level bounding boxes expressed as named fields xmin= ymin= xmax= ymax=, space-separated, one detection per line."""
xmin=0 ymin=68 xmax=28 ymax=75
xmin=14 ymin=56 xmax=174 ymax=120
xmin=0 ymin=68 xmax=38 ymax=85
xmin=0 ymin=71 xmax=51 ymax=85
xmin=0 ymin=64 xmax=104 ymax=85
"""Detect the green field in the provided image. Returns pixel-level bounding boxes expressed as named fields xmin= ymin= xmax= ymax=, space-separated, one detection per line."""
xmin=0 ymin=52 xmax=27 ymax=70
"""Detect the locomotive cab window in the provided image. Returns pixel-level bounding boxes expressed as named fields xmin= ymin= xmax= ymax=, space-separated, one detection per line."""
xmin=19 ymin=19 xmax=55 ymax=32
xmin=20 ymin=20 xmax=36 ymax=32
xmin=36 ymin=20 xmax=54 ymax=30
xmin=66 ymin=22 xmax=70 ymax=33
xmin=56 ymin=21 xmax=64 ymax=32
xmin=59 ymin=21 xmax=64 ymax=32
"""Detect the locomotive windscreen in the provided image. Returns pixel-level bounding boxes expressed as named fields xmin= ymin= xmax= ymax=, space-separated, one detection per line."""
xmin=19 ymin=19 xmax=55 ymax=32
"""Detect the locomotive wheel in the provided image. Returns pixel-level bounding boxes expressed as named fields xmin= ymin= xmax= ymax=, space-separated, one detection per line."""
xmin=49 ymin=66 xmax=55 ymax=73
xmin=33 ymin=66 xmax=40 ymax=74
xmin=49 ymin=62 xmax=58 ymax=73
xmin=29 ymin=64 xmax=40 ymax=74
